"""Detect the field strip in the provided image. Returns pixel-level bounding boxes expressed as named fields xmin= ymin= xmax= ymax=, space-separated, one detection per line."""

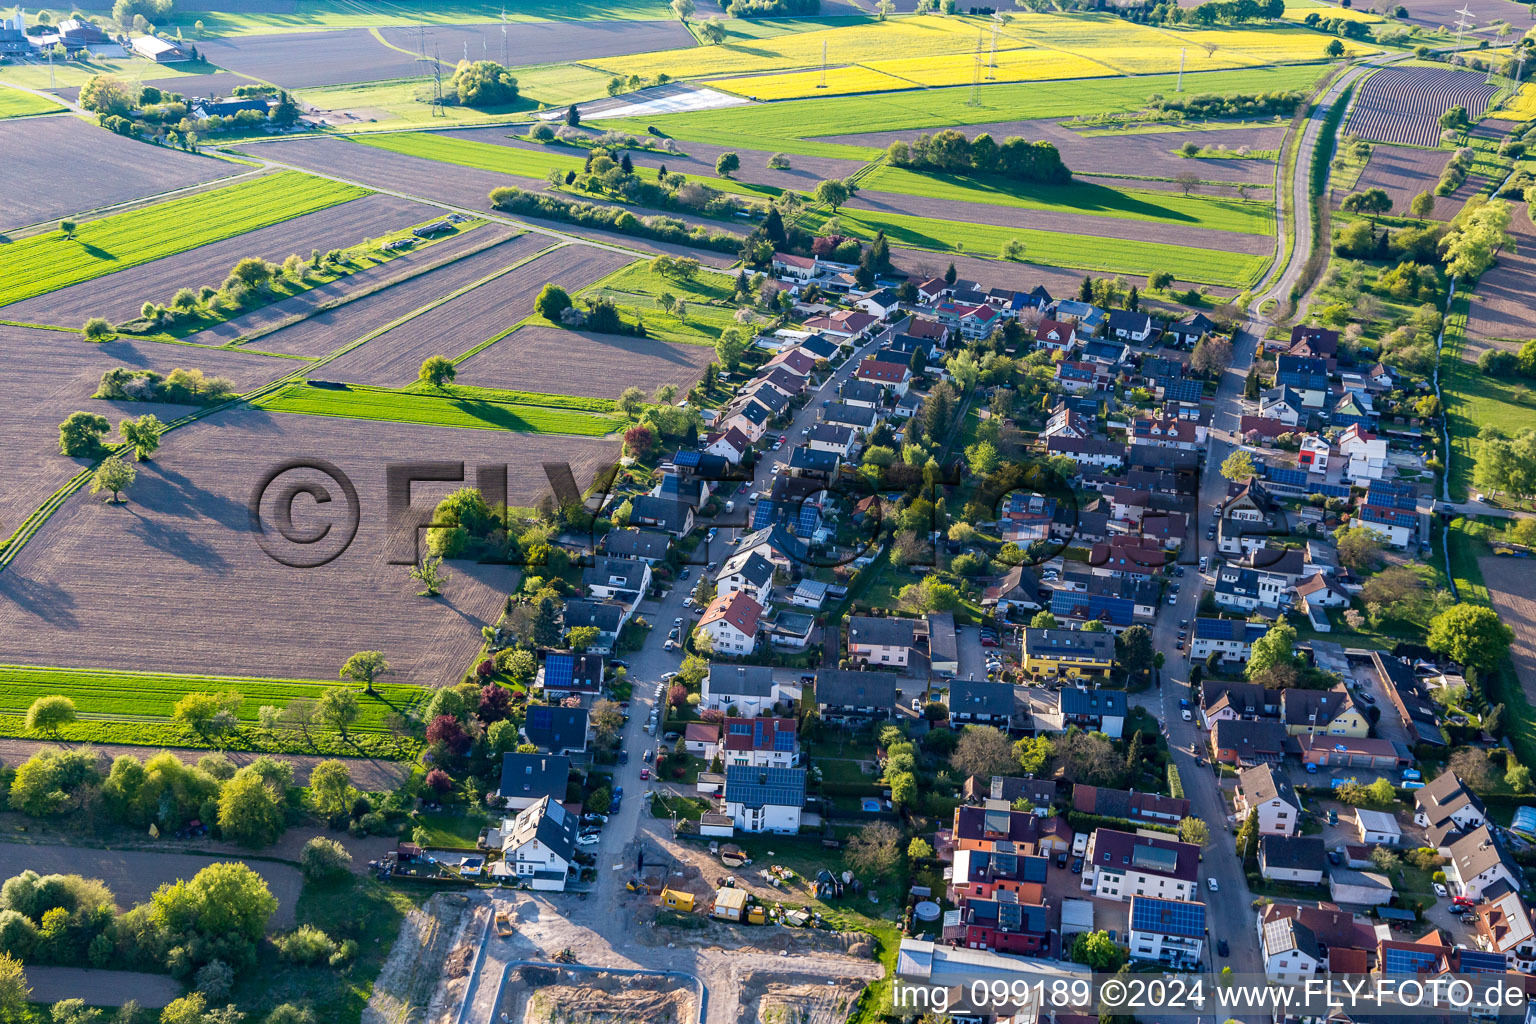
xmin=1 ymin=163 xmax=269 ymax=241
xmin=253 ymin=381 xmax=625 ymax=436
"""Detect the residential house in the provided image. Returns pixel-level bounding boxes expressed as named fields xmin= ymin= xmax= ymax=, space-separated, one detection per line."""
xmin=1358 ymin=481 xmax=1420 ymax=549
xmin=925 ymin=611 xmax=958 ymax=675
xmin=1259 ymin=386 xmax=1305 ymax=426
xmin=1128 ymin=896 xmax=1206 ymax=966
xmin=1131 ymin=416 xmax=1204 ymax=451
xmin=1299 ymin=434 xmax=1330 ymax=473
xmin=767 ymin=347 xmax=818 ymax=378
xmin=1051 ymin=299 xmax=1105 ymax=334
xmin=697 ymin=592 xmax=763 ymax=656
xmin=497 ymin=753 xmax=571 ymax=811
xmin=1475 ymin=884 xmax=1536 ymax=970
xmin=715 ymin=549 xmax=776 ymax=607
xmin=722 ymin=766 xmax=806 ymax=833
xmin=628 ymin=496 xmax=695 ymax=537
xmin=582 ymin=557 xmax=652 ymax=606
xmin=1328 ymin=868 xmax=1394 ymax=905
xmin=1374 ymin=651 xmax=1448 ymax=747
xmin=1213 ymin=567 xmax=1291 ymax=613
xmin=1055 ymin=359 xmax=1114 ymax=393
xmin=821 ymin=402 xmax=877 ymax=432
xmin=701 ymin=665 xmax=780 ymax=716
xmin=1338 ymin=424 xmax=1389 ymax=481
xmin=787 ymin=446 xmax=840 ymax=477
xmin=754 ymin=366 xmax=808 ymax=400
xmin=807 ymin=422 xmax=858 ymax=457
xmin=1164 ymin=313 xmax=1215 ymax=347
xmin=719 ymin=717 xmax=798 ymax=769
xmin=1081 ymin=338 xmax=1132 ymax=365
xmin=1082 ymin=829 xmax=1201 ymax=902
xmin=1259 ymin=835 xmax=1325 ymax=884
xmin=839 ymin=379 xmax=884 ymax=410
xmin=1281 ymin=686 xmax=1367 ymax=738
xmin=983 ymin=565 xmax=1044 ymax=615
xmin=1046 ymin=435 xmax=1125 ymax=469
xmin=1044 ymin=405 xmax=1093 ymax=439
xmin=949 ymin=678 xmax=1014 ymax=726
xmin=1414 ymin=769 xmax=1488 ymax=834
xmin=805 ymin=309 xmax=880 ymax=342
xmin=1088 ymin=536 xmax=1167 ymax=579
xmin=1022 ymin=629 xmax=1116 ymax=681
xmin=854 ymin=358 xmax=911 ymax=394
xmin=718 ymin=396 xmax=774 ymax=443
xmin=703 ymin=428 xmax=752 ymax=464
xmin=684 ymin=722 xmax=720 ymax=757
xmin=1235 ymin=764 xmax=1302 ymax=835
xmin=1058 ymin=687 xmax=1126 ymax=738
xmin=536 ymin=652 xmax=604 ymax=700
xmin=1072 ymin=785 xmax=1190 ymax=827
xmin=1446 ymin=826 xmax=1522 ymax=900
xmin=496 ymin=796 xmax=578 ymax=891
xmin=1289 ymin=324 xmax=1339 ymax=358
xmin=561 ymin=599 xmax=626 ymax=655
xmin=772 ymin=252 xmax=818 ymax=280
xmin=522 ymin=705 xmax=588 ymax=755
xmin=949 ymin=894 xmax=1052 ymax=956
xmin=1199 ymin=680 xmax=1279 ymax=727
xmin=1277 ymin=355 xmax=1330 ymax=405
xmin=962 ymin=775 xmax=1060 ymax=809
xmin=1210 ymin=719 xmax=1287 ymax=765
xmin=847 ymin=615 xmax=918 ymax=668
xmin=1107 ymin=310 xmax=1154 ymax=343
xmin=854 ymin=288 xmax=901 ymax=319
xmin=1258 ymin=909 xmax=1322 ymax=984
xmin=1035 ymin=319 xmax=1077 ymax=353
xmin=814 ymin=669 xmax=897 ymax=723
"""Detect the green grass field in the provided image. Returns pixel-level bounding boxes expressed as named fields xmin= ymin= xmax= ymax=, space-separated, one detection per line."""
xmin=860 ymin=164 xmax=1275 ymax=235
xmin=0 ymin=171 xmax=369 ymax=308
xmin=0 ymin=84 xmax=64 ymax=118
xmin=257 ymin=381 xmax=624 ymax=436
xmin=595 ymin=64 xmax=1328 ymax=157
xmin=1441 ymin=300 xmax=1536 ymax=500
xmin=295 ymin=77 xmax=536 ymax=127
xmin=168 ymin=0 xmax=674 ymax=34
xmin=798 ymin=205 xmax=1268 ymax=286
xmin=580 ymin=261 xmax=746 ymax=346
xmin=404 ymin=380 xmax=617 ymax=412
xmin=0 ymin=663 xmax=424 ymax=731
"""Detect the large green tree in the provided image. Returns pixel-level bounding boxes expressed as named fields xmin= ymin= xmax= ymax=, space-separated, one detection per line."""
xmin=59 ymin=412 xmax=110 ymax=456
xmin=1247 ymin=623 xmax=1297 ymax=678
xmin=1427 ymin=604 xmax=1514 ymax=673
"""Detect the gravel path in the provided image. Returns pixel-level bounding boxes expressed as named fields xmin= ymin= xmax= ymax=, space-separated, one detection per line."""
xmin=20 ymin=967 xmax=182 ymax=1009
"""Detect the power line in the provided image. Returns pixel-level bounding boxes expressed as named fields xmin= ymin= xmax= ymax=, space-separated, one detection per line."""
xmin=1452 ymin=4 xmax=1476 ymax=49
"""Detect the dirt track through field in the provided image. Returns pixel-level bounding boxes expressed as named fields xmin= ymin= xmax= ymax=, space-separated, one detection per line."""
xmin=322 ymin=244 xmax=632 ymax=385
xmin=0 ymin=841 xmax=303 ymax=927
xmin=236 ymin=231 xmax=545 ymax=357
xmin=457 ymin=324 xmax=714 ymax=399
xmin=1478 ymin=553 xmax=1536 ymax=721
xmin=0 ymin=323 xmax=295 ymax=549
xmin=0 ymin=408 xmax=615 ymax=686
xmin=0 ymin=117 xmax=241 ymax=233
xmin=234 ymin=136 xmax=741 ymax=267
xmin=1 ymin=192 xmax=433 ymax=326
xmin=1467 ymin=201 xmax=1536 ymax=342
xmin=179 ymin=222 xmax=519 ymax=348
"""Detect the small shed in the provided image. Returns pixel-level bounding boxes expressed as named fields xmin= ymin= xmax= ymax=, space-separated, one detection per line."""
xmin=660 ymin=888 xmax=695 ymax=912
xmin=1354 ymin=808 xmax=1402 ymax=846
xmin=700 ymin=812 xmax=735 ymax=838
xmin=712 ymin=887 xmax=749 ymax=921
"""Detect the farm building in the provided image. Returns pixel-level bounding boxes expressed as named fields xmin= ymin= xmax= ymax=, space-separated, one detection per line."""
xmin=131 ymin=35 xmax=193 ymax=62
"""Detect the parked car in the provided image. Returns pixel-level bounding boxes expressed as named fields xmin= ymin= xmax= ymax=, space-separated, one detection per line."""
xmin=577 ymin=835 xmax=600 ymax=847
xmin=910 ymin=697 xmax=922 ymax=711
xmin=1433 ymin=882 xmax=1449 ymax=897
xmin=1327 ymin=849 xmax=1341 ymax=865
xmin=1070 ymin=857 xmax=1084 ymax=874
xmin=1207 ymin=878 xmax=1219 ymax=892
xmin=1217 ymin=939 xmax=1229 ymax=958
xmin=643 ymin=749 xmax=654 ymax=763
xmin=663 ymin=639 xmax=677 ymax=651
xmin=618 ymin=751 xmax=629 ymax=764
xmin=1327 ymin=810 xmax=1338 ymax=826
xmin=1181 ymin=709 xmax=1192 ymax=721
xmin=1056 ymin=852 xmax=1068 ymax=868
xmin=639 ymin=768 xmax=651 ymax=780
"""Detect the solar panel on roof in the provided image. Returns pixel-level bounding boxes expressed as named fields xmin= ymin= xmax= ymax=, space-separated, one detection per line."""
xmin=752 ymin=501 xmax=776 ymax=529
xmin=528 ymin=706 xmax=551 ymax=730
xmin=993 ymin=852 xmax=1018 ymax=877
xmin=1457 ymin=950 xmax=1505 ymax=973
xmin=773 ymin=729 xmax=795 ymax=751
xmin=1131 ymin=897 xmax=1204 ymax=937
xmin=997 ymin=902 xmax=1023 ymax=932
xmin=1382 ymin=947 xmax=1439 ymax=974
xmin=673 ymin=450 xmax=702 ymax=467
xmin=543 ymin=655 xmax=573 ymax=690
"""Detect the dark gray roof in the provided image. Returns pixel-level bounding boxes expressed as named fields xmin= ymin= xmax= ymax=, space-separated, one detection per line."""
xmin=822 ymin=403 xmax=877 ymax=429
xmin=723 ymin=766 xmax=806 ymax=809
xmin=1261 ymin=834 xmax=1324 ymax=871
xmin=816 ymin=669 xmax=898 ymax=708
xmin=523 ymin=706 xmax=588 ymax=753
xmin=582 ymin=557 xmax=647 ymax=592
xmin=848 ymin=615 xmax=918 ymax=649
xmin=628 ymin=496 xmax=692 ymax=534
xmin=841 ymin=380 xmax=884 ymax=405
xmin=562 ymin=599 xmax=624 ymax=633
xmin=600 ymin=528 xmax=671 ymax=560
xmin=950 ymin=678 xmax=1012 ymax=717
xmin=708 ymin=664 xmax=777 ymax=698
xmin=926 ymin=611 xmax=958 ymax=663
xmin=505 ymin=795 xmax=577 ymax=862
xmin=807 ymin=422 xmax=855 ymax=446
xmin=1416 ymin=768 xmax=1486 ymax=827
xmin=1058 ymin=686 xmax=1126 ymax=718
xmin=498 ymin=753 xmax=570 ymax=801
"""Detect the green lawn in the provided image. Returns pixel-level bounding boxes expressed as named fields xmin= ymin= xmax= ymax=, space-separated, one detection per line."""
xmin=860 ymin=164 xmax=1276 ymax=235
xmin=0 ymin=84 xmax=64 ymax=118
xmin=579 ymin=260 xmax=747 ymax=346
xmin=294 ymin=77 xmax=536 ymax=127
xmin=0 ymin=663 xmax=424 ymax=730
xmin=256 ymin=381 xmax=623 ymax=436
xmin=1442 ymin=297 xmax=1536 ymax=500
xmin=797 ymin=205 xmax=1269 ymax=286
xmin=168 ymin=0 xmax=675 ymax=34
xmin=414 ymin=810 xmax=490 ymax=847
xmin=0 ymin=171 xmax=369 ymax=308
xmin=594 ymin=64 xmax=1328 ymax=157
xmin=406 ymin=380 xmax=617 ymax=412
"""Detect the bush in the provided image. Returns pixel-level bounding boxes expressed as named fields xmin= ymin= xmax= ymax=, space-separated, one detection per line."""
xmin=274 ymin=925 xmax=339 ymax=965
xmin=487 ymin=186 xmax=740 ymax=254
xmin=299 ymin=837 xmax=353 ymax=881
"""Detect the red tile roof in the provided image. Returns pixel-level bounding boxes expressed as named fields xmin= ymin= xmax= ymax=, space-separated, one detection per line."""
xmin=856 ymin=359 xmax=909 ymax=383
xmin=722 ymin=717 xmax=797 ymax=752
xmin=700 ymin=591 xmax=764 ymax=638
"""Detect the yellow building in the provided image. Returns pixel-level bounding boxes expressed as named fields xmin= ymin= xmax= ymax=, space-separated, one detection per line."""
xmin=1022 ymin=628 xmax=1115 ymax=678
xmin=712 ymin=886 xmax=749 ymax=922
xmin=660 ymin=888 xmax=695 ymax=912
xmin=1281 ymin=687 xmax=1369 ymax=738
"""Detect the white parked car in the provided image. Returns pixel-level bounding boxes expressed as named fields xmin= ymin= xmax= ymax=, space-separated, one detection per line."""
xmin=1207 ymin=878 xmax=1219 ymax=892
xmin=577 ymin=834 xmax=600 ymax=847
xmin=1181 ymin=709 xmax=1192 ymax=721
xmin=1433 ymin=882 xmax=1449 ymax=897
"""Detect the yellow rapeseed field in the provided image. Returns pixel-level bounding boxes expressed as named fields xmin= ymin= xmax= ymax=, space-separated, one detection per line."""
xmin=873 ymin=46 xmax=1113 ymax=86
xmin=1493 ymin=82 xmax=1536 ymax=119
xmin=713 ymin=64 xmax=919 ymax=99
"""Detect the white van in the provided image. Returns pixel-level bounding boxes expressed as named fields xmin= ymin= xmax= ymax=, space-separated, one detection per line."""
xmin=1071 ymin=832 xmax=1088 ymax=858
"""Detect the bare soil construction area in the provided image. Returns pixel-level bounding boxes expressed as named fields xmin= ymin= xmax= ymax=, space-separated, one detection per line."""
xmin=1340 ymin=143 xmax=1454 ymax=217
xmin=381 ymin=19 xmax=694 ymax=70
xmin=181 ymin=222 xmax=519 ymax=348
xmin=0 ymin=840 xmax=303 ymax=928
xmin=456 ymin=324 xmax=713 ymax=399
xmin=734 ymin=974 xmax=866 ymax=1024
xmin=240 ymin=231 xmax=546 ymax=357
xmin=199 ymin=27 xmax=429 ymax=88
xmin=0 ymin=408 xmax=615 ymax=686
xmin=324 ymin=244 xmax=633 ymax=386
xmin=0 ymin=323 xmax=294 ymax=544
xmin=237 ymin=136 xmax=741 ymax=267
xmin=499 ymin=968 xmax=698 ymax=1024
xmin=0 ymin=118 xmax=241 ymax=234
xmin=1466 ymin=202 xmax=1536 ymax=341
xmin=829 ymin=118 xmax=1286 ymax=186
xmin=3 ymin=192 xmax=433 ymax=326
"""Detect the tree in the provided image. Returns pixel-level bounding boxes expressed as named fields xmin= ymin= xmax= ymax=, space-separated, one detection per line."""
xmin=944 ymin=262 xmax=957 ymax=286
xmin=152 ymin=860 xmax=277 ymax=948
xmin=965 ymin=440 xmax=1000 ymax=475
xmin=1190 ymin=335 xmax=1232 ymax=376
xmin=907 ymin=837 xmax=933 ymax=860
xmin=299 ymin=837 xmax=352 ymax=881
xmin=1341 ymin=187 xmax=1392 ymax=222
xmin=1247 ymin=623 xmax=1297 ymax=678
xmin=1448 ymin=747 xmax=1494 ymax=793
xmin=449 ymin=60 xmax=518 ymax=107
xmin=1427 ymin=604 xmax=1514 ymax=673
xmin=564 ymin=103 xmax=580 ymax=127
xmin=1442 ymin=198 xmax=1514 ymax=280
xmin=79 ymin=74 xmax=134 ymax=116
xmin=24 ymin=696 xmax=75 ymax=738
xmin=82 ymin=318 xmax=112 ymax=343
xmin=951 ymin=726 xmax=1018 ymax=778
xmin=814 ymin=178 xmax=851 ymax=212
xmin=217 ymin=769 xmax=285 ymax=847
xmin=700 ymin=18 xmax=725 ymax=42
xmin=1410 ymin=190 xmax=1435 ymax=221
xmin=566 ymin=625 xmax=601 ymax=652
xmin=418 ymin=355 xmax=456 ymax=389
xmin=1510 ymin=517 xmax=1536 ymax=549
xmin=307 ymin=760 xmax=356 ymax=821
xmin=1053 ymin=731 xmax=1123 ymax=786
xmin=340 ymin=651 xmax=390 ymax=695
xmin=86 ymin=453 xmax=135 ymax=505
xmin=318 ymin=687 xmax=360 ymax=738
xmin=1220 ymin=449 xmax=1256 ymax=482
xmin=1174 ymin=170 xmax=1201 ymax=196
xmin=1326 ymin=37 xmax=1345 ymax=57
xmin=1179 ymin=816 xmax=1209 ymax=846
xmin=845 ymin=822 xmax=902 ymax=876
xmin=0 ymin=954 xmax=26 ymax=1022
xmin=1070 ymin=930 xmax=1125 ymax=972
xmin=671 ymin=0 xmax=694 ymax=17
xmin=1334 ymin=525 xmax=1385 ymax=571
xmin=1439 ymin=104 xmax=1470 ymax=134
xmin=410 ymin=555 xmax=450 ymax=597
xmin=1114 ymin=626 xmax=1155 ymax=684
xmin=536 ymin=283 xmax=572 ymax=321
xmin=1014 ymin=735 xmax=1053 ymax=775
xmin=590 ymin=699 xmax=623 ymax=742
xmin=116 ymin=414 xmax=164 ymax=463
xmin=1030 ymin=611 xmax=1059 ymax=629
xmin=1001 ymin=237 xmax=1027 ymax=261
xmin=714 ymin=151 xmax=740 ymax=178
xmin=715 ymin=325 xmax=750 ymax=372
xmin=59 ymin=411 xmax=110 ymax=456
